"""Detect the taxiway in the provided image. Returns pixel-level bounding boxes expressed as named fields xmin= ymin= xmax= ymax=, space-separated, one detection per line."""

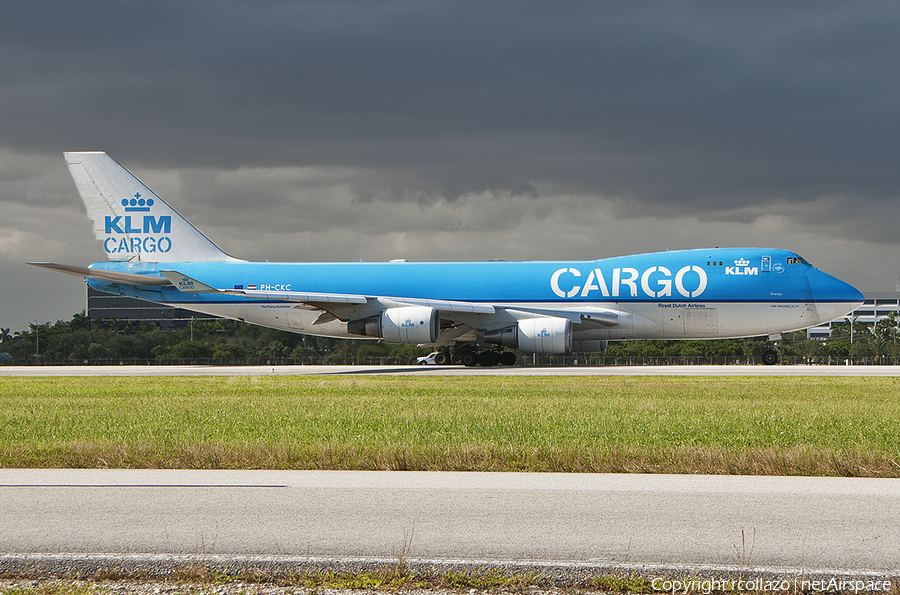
xmin=2 ymin=364 xmax=899 ymax=376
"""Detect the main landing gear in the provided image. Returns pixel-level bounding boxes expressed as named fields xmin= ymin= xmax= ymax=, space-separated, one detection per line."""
xmin=435 ymin=348 xmax=516 ymax=367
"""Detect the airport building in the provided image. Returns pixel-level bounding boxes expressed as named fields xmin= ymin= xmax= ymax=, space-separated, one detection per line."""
xmin=806 ymin=291 xmax=900 ymax=339
xmin=87 ymin=286 xmax=217 ymax=327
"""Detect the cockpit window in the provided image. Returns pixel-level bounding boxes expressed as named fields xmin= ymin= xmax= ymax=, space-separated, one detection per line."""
xmin=786 ymin=257 xmax=809 ymax=265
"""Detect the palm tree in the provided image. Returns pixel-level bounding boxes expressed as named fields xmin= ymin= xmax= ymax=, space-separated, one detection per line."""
xmin=0 ymin=327 xmax=11 ymax=344
xmin=70 ymin=311 xmax=89 ymax=331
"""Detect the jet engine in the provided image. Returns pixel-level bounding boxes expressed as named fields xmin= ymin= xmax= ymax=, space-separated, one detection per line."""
xmin=347 ymin=306 xmax=440 ymax=344
xmin=484 ymin=317 xmax=572 ymax=354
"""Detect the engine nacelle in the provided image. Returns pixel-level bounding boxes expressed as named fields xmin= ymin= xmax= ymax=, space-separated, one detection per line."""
xmin=347 ymin=306 xmax=440 ymax=344
xmin=484 ymin=317 xmax=572 ymax=354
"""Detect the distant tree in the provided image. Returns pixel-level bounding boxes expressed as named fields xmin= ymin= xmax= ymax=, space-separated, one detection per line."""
xmin=211 ymin=343 xmax=247 ymax=360
xmin=291 ymin=344 xmax=316 ymax=360
xmin=324 ymin=342 xmax=354 ymax=364
xmin=870 ymin=311 xmax=899 ymax=358
xmin=822 ymin=341 xmax=850 ymax=359
xmin=851 ymin=341 xmax=876 ymax=358
xmin=69 ymin=311 xmax=90 ymax=331
xmin=387 ymin=344 xmax=428 ymax=363
xmin=166 ymin=340 xmax=212 ymax=360
xmin=87 ymin=342 xmax=111 ymax=360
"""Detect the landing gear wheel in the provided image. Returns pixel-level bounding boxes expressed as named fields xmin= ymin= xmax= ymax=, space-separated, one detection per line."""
xmin=761 ymin=348 xmax=779 ymax=366
xmin=499 ymin=351 xmax=517 ymax=366
xmin=434 ymin=352 xmax=449 ymax=365
xmin=450 ymin=353 xmax=463 ymax=365
xmin=462 ymin=352 xmax=477 ymax=366
xmin=478 ymin=351 xmax=500 ymax=367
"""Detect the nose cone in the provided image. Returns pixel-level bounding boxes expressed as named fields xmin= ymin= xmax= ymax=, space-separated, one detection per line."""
xmin=807 ymin=268 xmax=864 ymax=323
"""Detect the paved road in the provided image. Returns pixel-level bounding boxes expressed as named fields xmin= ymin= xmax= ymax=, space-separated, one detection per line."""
xmin=2 ymin=470 xmax=898 ymax=576
xmin=2 ymin=364 xmax=900 ymax=376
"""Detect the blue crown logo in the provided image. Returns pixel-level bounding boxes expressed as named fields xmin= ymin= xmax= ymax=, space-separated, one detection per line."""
xmin=122 ymin=192 xmax=155 ymax=212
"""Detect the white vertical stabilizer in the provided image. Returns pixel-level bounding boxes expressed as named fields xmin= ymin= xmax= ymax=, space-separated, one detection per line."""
xmin=64 ymin=151 xmax=240 ymax=262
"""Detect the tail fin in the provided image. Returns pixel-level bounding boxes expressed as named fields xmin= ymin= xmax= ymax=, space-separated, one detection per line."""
xmin=64 ymin=152 xmax=240 ymax=263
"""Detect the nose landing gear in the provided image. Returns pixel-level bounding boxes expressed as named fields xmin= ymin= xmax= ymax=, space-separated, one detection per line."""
xmin=761 ymin=333 xmax=781 ymax=365
xmin=761 ymin=348 xmax=780 ymax=365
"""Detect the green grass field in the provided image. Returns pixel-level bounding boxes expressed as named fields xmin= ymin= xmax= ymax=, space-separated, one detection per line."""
xmin=1 ymin=376 xmax=898 ymax=475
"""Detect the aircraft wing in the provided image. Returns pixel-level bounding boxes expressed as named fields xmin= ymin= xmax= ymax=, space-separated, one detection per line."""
xmin=159 ymin=270 xmax=369 ymax=304
xmin=28 ymin=262 xmax=172 ymax=286
xmin=380 ymin=297 xmax=495 ymax=315
xmin=159 ymin=271 xmax=495 ymax=316
xmin=502 ymin=306 xmax=619 ymax=327
xmin=160 ymin=271 xmax=621 ymax=328
xmin=160 ymin=271 xmax=491 ymax=309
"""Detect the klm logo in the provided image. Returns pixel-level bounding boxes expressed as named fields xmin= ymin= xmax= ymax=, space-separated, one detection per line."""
xmin=537 ymin=328 xmax=551 ymax=338
xmin=104 ymin=215 xmax=171 ymax=234
xmin=102 ymin=192 xmax=173 ymax=254
xmin=122 ymin=192 xmax=154 ymax=212
xmin=401 ymin=318 xmax=415 ymax=328
xmin=725 ymin=258 xmax=758 ymax=276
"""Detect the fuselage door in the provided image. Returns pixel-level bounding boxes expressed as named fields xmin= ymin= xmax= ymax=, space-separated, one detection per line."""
xmin=761 ymin=255 xmax=771 ymax=273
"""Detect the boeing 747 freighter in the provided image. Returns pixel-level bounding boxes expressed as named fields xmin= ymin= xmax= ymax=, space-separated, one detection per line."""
xmin=31 ymin=152 xmax=863 ymax=365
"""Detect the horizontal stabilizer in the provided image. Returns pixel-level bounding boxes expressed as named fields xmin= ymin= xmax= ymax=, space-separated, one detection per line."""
xmin=28 ymin=262 xmax=171 ymax=286
xmin=159 ymin=270 xmax=220 ymax=293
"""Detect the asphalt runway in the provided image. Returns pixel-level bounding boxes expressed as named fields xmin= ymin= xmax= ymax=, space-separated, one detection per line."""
xmin=2 ymin=364 xmax=900 ymax=376
xmin=1 ymin=470 xmax=899 ymax=579
xmin=3 ymin=366 xmax=898 ymax=580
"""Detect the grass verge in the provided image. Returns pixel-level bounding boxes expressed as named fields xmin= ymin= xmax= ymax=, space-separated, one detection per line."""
xmin=2 ymin=570 xmax=897 ymax=594
xmin=1 ymin=376 xmax=898 ymax=475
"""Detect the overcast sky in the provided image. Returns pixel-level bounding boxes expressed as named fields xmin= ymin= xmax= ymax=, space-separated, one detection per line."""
xmin=2 ymin=1 xmax=899 ymax=332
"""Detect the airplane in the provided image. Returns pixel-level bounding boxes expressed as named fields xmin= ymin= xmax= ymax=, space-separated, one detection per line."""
xmin=30 ymin=152 xmax=864 ymax=366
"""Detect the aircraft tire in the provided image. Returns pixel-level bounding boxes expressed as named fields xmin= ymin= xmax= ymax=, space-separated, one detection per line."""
xmin=499 ymin=351 xmax=517 ymax=366
xmin=434 ymin=352 xmax=449 ymax=365
xmin=761 ymin=349 xmax=779 ymax=366
xmin=478 ymin=351 xmax=500 ymax=367
xmin=462 ymin=352 xmax=477 ymax=366
xmin=450 ymin=353 xmax=464 ymax=365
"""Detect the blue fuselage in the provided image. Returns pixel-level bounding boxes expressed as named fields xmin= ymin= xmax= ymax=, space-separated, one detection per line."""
xmin=86 ymin=247 xmax=863 ymax=343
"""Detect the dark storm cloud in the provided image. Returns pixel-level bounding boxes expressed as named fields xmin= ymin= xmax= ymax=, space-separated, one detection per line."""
xmin=3 ymin=1 xmax=899 ymax=211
